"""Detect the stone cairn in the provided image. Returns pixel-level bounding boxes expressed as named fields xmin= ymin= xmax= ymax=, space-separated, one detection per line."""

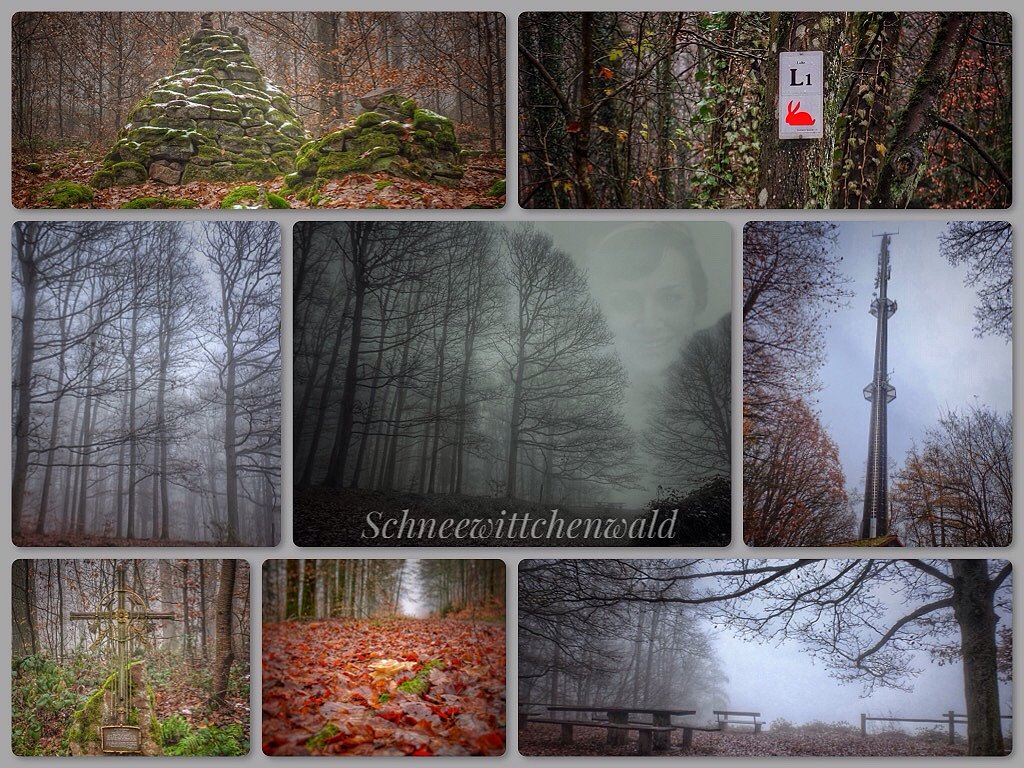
xmin=92 ymin=14 xmax=305 ymax=188
xmin=285 ymin=86 xmax=465 ymax=194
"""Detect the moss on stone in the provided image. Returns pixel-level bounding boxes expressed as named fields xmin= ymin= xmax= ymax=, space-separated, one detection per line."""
xmin=92 ymin=22 xmax=306 ymax=188
xmin=487 ymin=179 xmax=506 ymax=196
xmin=24 ymin=162 xmax=43 ymax=173
xmin=399 ymin=98 xmax=418 ymax=117
xmin=70 ymin=671 xmax=116 ymax=748
xmin=354 ymin=111 xmax=387 ymax=129
xmin=119 ymin=196 xmax=199 ymax=209
xmin=34 ymin=180 xmax=95 ymax=207
xmin=220 ymin=184 xmax=290 ymax=209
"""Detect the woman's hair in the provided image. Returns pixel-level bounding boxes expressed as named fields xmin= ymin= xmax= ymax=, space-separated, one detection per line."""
xmin=589 ymin=224 xmax=709 ymax=318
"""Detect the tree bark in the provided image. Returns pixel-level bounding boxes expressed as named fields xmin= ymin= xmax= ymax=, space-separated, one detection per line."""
xmin=211 ymin=559 xmax=237 ymax=708
xmin=950 ymin=560 xmax=1004 ymax=756
xmin=873 ymin=13 xmax=972 ymax=207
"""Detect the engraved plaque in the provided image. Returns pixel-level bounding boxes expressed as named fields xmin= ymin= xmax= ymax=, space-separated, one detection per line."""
xmin=102 ymin=725 xmax=141 ymax=753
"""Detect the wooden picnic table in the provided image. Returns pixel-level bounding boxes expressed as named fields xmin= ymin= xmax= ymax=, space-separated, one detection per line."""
xmin=546 ymin=704 xmax=696 ymax=750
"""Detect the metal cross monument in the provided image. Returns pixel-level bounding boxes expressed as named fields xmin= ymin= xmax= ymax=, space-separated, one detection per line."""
xmin=70 ymin=563 xmax=176 ymax=754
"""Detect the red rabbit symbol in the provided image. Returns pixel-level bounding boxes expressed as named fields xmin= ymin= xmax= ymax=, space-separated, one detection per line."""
xmin=785 ymin=100 xmax=815 ymax=126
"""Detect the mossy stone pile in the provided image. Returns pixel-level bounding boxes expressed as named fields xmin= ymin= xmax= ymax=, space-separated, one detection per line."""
xmin=285 ymin=93 xmax=464 ymax=194
xmin=91 ymin=23 xmax=305 ymax=188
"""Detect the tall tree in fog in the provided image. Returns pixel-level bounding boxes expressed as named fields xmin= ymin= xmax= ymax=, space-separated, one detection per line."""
xmin=11 ymin=222 xmax=112 ymax=535
xmin=12 ymin=222 xmax=280 ymax=546
xmin=646 ymin=314 xmax=730 ymax=488
xmin=519 ymin=559 xmax=726 ymax=710
xmin=499 ymin=226 xmax=635 ymax=500
xmin=201 ymin=222 xmax=281 ymax=545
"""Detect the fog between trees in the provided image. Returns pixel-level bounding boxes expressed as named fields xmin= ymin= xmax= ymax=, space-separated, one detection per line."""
xmin=293 ymin=222 xmax=729 ymax=530
xmin=11 ymin=221 xmax=281 ymax=546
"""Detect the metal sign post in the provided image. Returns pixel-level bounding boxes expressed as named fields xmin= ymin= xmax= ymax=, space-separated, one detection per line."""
xmin=779 ymin=51 xmax=824 ymax=139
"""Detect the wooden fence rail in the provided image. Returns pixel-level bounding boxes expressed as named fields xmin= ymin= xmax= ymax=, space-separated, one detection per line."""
xmin=860 ymin=711 xmax=1011 ymax=745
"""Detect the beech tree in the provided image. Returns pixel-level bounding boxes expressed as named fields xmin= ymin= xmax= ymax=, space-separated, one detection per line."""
xmin=743 ymin=398 xmax=852 ymax=546
xmin=646 ymin=314 xmax=730 ymax=488
xmin=700 ymin=560 xmax=1011 ymax=756
xmin=519 ymin=559 xmax=727 ymax=712
xmin=521 ymin=558 xmax=1011 ymax=756
xmin=499 ymin=226 xmax=636 ymax=500
xmin=891 ymin=406 xmax=1012 ymax=547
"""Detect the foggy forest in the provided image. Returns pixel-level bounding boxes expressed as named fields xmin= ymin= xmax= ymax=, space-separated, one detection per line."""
xmin=12 ymin=559 xmax=250 ymax=756
xmin=518 ymin=559 xmax=1012 ymax=757
xmin=11 ymin=221 xmax=281 ymax=547
xmin=13 ymin=12 xmax=505 ymax=209
xmin=293 ymin=222 xmax=730 ymax=546
xmin=742 ymin=221 xmax=1012 ymax=547
xmin=263 ymin=559 xmax=505 ymax=756
xmin=519 ymin=12 xmax=1011 ymax=209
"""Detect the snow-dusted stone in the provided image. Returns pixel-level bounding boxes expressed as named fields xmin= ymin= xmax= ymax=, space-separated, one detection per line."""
xmin=91 ymin=26 xmax=306 ymax=188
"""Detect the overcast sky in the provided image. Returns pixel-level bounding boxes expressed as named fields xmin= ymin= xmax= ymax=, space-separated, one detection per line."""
xmin=703 ymin=563 xmax=1012 ymax=731
xmin=814 ymin=221 xmax=1012 ymax=497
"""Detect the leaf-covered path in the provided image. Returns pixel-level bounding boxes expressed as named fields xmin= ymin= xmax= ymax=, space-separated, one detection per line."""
xmin=262 ymin=618 xmax=505 ymax=756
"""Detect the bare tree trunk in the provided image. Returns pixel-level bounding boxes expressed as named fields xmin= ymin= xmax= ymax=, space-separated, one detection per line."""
xmin=211 ymin=559 xmax=237 ymax=708
xmin=12 ymin=223 xmax=40 ymax=536
xmin=951 ymin=560 xmax=1004 ymax=756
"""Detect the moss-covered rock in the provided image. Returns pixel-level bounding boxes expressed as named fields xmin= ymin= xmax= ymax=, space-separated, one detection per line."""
xmin=34 ymin=180 xmax=95 ymax=207
xmin=487 ymin=178 xmax=506 ymax=197
xmin=119 ymin=195 xmax=199 ymax=209
xmin=285 ymin=95 xmax=464 ymax=193
xmin=91 ymin=24 xmax=306 ymax=187
xmin=220 ymin=184 xmax=290 ymax=209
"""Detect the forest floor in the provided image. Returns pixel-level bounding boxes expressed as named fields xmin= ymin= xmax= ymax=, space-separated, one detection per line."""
xmin=263 ymin=618 xmax=505 ymax=756
xmin=12 ymin=146 xmax=506 ymax=209
xmin=519 ymin=723 xmax=974 ymax=757
xmin=13 ymin=531 xmax=225 ymax=547
xmin=12 ymin=655 xmax=249 ymax=756
xmin=294 ymin=487 xmax=641 ymax=546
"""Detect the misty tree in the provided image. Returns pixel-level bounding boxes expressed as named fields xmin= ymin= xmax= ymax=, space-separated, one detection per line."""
xmin=200 ymin=222 xmax=281 ymax=546
xmin=294 ymin=222 xmax=644 ymax=514
xmin=939 ymin=221 xmax=1012 ymax=341
xmin=891 ymin=406 xmax=1012 ymax=547
xmin=522 ymin=558 xmax=1011 ymax=755
xmin=499 ymin=226 xmax=636 ymax=501
xmin=11 ymin=222 xmax=116 ymax=536
xmin=519 ymin=559 xmax=727 ymax=713
xmin=293 ymin=222 xmax=507 ymax=495
xmin=645 ymin=313 xmax=730 ymax=488
xmin=10 ymin=222 xmax=280 ymax=546
xmin=700 ymin=560 xmax=1011 ymax=756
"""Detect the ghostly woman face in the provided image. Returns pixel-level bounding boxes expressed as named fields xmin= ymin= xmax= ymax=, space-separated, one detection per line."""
xmin=587 ymin=224 xmax=708 ymax=372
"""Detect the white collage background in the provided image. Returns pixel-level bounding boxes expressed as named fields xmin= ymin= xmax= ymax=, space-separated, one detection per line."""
xmin=1 ymin=1 xmax=1019 ymax=767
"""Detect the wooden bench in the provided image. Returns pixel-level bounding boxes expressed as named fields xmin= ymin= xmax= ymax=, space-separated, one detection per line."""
xmin=714 ymin=710 xmax=763 ymax=734
xmin=525 ymin=717 xmax=674 ymax=755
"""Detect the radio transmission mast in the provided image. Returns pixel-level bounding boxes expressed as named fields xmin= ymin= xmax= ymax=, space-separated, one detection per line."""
xmin=860 ymin=232 xmax=898 ymax=539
